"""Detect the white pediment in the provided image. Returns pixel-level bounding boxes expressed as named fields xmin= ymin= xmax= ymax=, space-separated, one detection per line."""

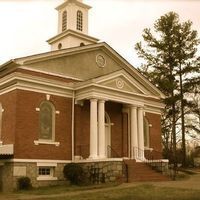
xmin=94 ymin=70 xmax=152 ymax=96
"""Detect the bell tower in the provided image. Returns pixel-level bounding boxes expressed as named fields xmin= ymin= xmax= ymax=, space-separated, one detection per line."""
xmin=47 ymin=0 xmax=99 ymax=51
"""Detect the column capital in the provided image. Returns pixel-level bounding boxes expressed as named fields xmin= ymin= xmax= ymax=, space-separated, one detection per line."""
xmin=130 ymin=105 xmax=137 ymax=109
xmin=90 ymin=98 xmax=98 ymax=103
xmin=138 ymin=106 xmax=144 ymax=110
xmin=98 ymin=99 xmax=106 ymax=104
xmin=127 ymin=104 xmax=143 ymax=109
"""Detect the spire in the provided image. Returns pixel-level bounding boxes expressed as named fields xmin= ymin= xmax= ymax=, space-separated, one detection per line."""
xmin=47 ymin=0 xmax=98 ymax=51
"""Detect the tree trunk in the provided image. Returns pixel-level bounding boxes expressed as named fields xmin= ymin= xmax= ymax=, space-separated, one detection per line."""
xmin=179 ymin=64 xmax=186 ymax=167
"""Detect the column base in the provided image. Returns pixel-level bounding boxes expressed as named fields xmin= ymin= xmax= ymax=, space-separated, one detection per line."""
xmin=98 ymin=155 xmax=106 ymax=159
xmin=88 ymin=155 xmax=99 ymax=160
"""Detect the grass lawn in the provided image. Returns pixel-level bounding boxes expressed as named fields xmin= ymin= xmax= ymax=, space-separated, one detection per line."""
xmin=12 ymin=182 xmax=200 ymax=200
xmin=1 ymin=173 xmax=200 ymax=200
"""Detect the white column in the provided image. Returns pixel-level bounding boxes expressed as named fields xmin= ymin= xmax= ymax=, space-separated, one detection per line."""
xmin=130 ymin=106 xmax=138 ymax=159
xmin=98 ymin=100 xmax=106 ymax=158
xmin=138 ymin=107 xmax=144 ymax=160
xmin=89 ymin=99 xmax=98 ymax=159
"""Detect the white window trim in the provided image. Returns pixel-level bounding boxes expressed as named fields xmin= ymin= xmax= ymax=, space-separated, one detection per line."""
xmin=34 ymin=140 xmax=60 ymax=146
xmin=37 ymin=165 xmax=58 ymax=181
xmin=37 ymin=176 xmax=58 ymax=181
xmin=39 ymin=101 xmax=56 ymax=142
xmin=37 ymin=162 xmax=57 ymax=167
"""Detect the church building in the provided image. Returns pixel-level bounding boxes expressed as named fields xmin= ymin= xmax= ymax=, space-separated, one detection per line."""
xmin=0 ymin=0 xmax=168 ymax=191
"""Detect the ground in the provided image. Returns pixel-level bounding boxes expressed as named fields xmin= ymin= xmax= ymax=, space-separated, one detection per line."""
xmin=1 ymin=171 xmax=200 ymax=200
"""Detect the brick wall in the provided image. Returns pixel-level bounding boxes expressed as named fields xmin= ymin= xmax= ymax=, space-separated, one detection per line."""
xmin=122 ymin=112 xmax=128 ymax=157
xmin=0 ymin=90 xmax=17 ymax=144
xmin=146 ymin=112 xmax=162 ymax=158
xmin=14 ymin=90 xmax=72 ymax=160
xmin=106 ymin=102 xmax=123 ymax=157
xmin=74 ymin=100 xmax=90 ymax=158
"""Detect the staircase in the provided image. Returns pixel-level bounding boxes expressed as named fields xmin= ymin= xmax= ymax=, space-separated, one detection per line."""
xmin=124 ymin=159 xmax=171 ymax=182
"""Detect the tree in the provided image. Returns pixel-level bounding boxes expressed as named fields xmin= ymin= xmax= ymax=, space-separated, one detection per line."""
xmin=135 ymin=12 xmax=200 ymax=166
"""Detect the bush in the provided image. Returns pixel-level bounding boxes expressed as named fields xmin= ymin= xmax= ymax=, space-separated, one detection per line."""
xmin=63 ymin=163 xmax=86 ymax=185
xmin=17 ymin=176 xmax=32 ymax=190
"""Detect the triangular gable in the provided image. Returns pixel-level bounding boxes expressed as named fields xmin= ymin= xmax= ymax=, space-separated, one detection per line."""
xmin=94 ymin=70 xmax=152 ymax=96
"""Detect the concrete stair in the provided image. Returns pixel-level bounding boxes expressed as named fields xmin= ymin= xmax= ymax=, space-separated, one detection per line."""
xmin=124 ymin=159 xmax=171 ymax=182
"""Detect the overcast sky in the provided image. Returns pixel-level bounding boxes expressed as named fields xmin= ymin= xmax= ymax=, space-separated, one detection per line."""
xmin=0 ymin=0 xmax=200 ymax=67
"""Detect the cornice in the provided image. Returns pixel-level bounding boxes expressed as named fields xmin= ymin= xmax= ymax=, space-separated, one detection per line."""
xmin=0 ymin=72 xmax=74 ymax=98
xmin=47 ymin=29 xmax=99 ymax=45
xmin=55 ymin=0 xmax=91 ymax=11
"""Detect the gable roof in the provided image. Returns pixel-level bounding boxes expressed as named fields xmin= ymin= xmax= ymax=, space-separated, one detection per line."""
xmin=0 ymin=42 xmax=165 ymax=99
xmin=47 ymin=29 xmax=99 ymax=45
xmin=55 ymin=0 xmax=91 ymax=10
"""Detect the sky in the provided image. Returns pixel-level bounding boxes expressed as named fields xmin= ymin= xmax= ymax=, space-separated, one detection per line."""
xmin=0 ymin=0 xmax=200 ymax=68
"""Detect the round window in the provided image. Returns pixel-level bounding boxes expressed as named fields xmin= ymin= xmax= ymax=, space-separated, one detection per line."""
xmin=58 ymin=43 xmax=62 ymax=50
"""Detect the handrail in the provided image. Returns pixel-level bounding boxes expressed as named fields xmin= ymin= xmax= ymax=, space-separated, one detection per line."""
xmin=107 ymin=145 xmax=128 ymax=182
xmin=133 ymin=146 xmax=174 ymax=178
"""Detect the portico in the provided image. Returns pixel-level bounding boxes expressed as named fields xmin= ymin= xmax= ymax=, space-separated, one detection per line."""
xmin=88 ymin=98 xmax=145 ymax=161
xmin=73 ymin=68 xmax=163 ymax=161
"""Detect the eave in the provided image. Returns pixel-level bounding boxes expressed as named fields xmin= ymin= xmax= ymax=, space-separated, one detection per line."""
xmin=55 ymin=0 xmax=91 ymax=10
xmin=47 ymin=29 xmax=99 ymax=45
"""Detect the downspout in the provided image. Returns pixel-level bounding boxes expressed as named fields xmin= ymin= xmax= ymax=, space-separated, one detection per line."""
xmin=71 ymin=91 xmax=75 ymax=161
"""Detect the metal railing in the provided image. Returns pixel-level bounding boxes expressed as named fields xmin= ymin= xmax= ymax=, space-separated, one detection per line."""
xmin=133 ymin=146 xmax=169 ymax=174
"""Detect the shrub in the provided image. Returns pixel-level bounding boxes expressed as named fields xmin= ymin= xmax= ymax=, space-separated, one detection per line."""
xmin=17 ymin=176 xmax=32 ymax=190
xmin=63 ymin=163 xmax=86 ymax=185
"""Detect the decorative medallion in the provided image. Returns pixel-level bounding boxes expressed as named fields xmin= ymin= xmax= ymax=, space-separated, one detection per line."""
xmin=96 ymin=54 xmax=106 ymax=68
xmin=116 ymin=78 xmax=124 ymax=89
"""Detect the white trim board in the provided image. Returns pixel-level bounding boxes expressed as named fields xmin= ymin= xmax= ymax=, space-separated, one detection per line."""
xmin=8 ymin=159 xmax=72 ymax=164
xmin=19 ymin=67 xmax=83 ymax=81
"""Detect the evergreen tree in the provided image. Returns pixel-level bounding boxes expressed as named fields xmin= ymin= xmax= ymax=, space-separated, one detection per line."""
xmin=135 ymin=12 xmax=200 ymax=166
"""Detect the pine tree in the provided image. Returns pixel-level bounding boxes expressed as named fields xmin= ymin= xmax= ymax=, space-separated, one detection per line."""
xmin=135 ymin=12 xmax=200 ymax=166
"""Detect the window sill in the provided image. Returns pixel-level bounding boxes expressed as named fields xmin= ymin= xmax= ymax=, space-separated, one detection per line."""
xmin=37 ymin=176 xmax=58 ymax=181
xmin=34 ymin=140 xmax=60 ymax=147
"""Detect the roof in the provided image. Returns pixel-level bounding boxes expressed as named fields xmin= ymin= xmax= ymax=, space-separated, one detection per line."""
xmin=56 ymin=0 xmax=91 ymax=10
xmin=47 ymin=29 xmax=99 ymax=45
xmin=0 ymin=42 xmax=166 ymax=99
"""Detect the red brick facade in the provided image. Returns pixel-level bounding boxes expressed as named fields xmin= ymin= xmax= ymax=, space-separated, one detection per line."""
xmin=146 ymin=112 xmax=162 ymax=159
xmin=1 ymin=90 xmax=72 ymax=160
xmin=0 ymin=90 xmax=162 ymax=161
xmin=0 ymin=91 xmax=17 ymax=145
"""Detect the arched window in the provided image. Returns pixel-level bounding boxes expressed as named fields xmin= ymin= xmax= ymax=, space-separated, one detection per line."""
xmin=62 ymin=11 xmax=67 ymax=32
xmin=144 ymin=117 xmax=150 ymax=147
xmin=39 ymin=101 xmax=55 ymax=141
xmin=77 ymin=10 xmax=83 ymax=31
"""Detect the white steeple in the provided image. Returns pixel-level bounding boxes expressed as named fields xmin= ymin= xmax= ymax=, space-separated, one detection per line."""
xmin=47 ymin=0 xmax=99 ymax=51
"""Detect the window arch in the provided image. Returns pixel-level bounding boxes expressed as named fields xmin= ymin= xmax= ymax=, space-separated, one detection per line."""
xmin=144 ymin=117 xmax=150 ymax=148
xmin=39 ymin=101 xmax=55 ymax=141
xmin=62 ymin=10 xmax=67 ymax=32
xmin=77 ymin=10 xmax=83 ymax=31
